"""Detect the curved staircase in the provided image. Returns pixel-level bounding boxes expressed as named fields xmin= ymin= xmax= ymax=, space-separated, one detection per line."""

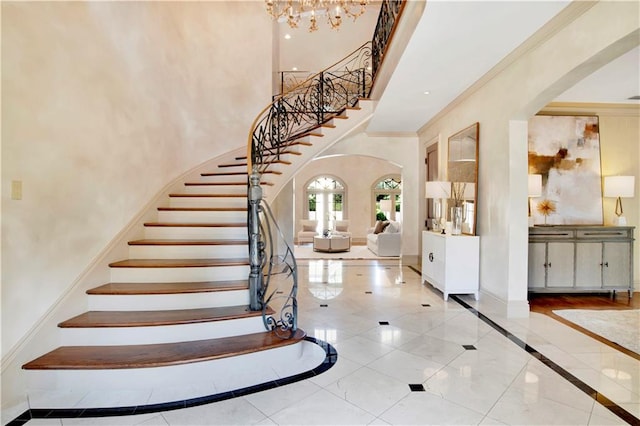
xmin=20 ymin=99 xmax=372 ymax=416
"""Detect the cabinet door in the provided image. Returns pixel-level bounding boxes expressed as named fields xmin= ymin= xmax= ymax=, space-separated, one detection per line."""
xmin=602 ymin=242 xmax=631 ymax=289
xmin=423 ymin=232 xmax=444 ymax=286
xmin=575 ymin=242 xmax=602 ymax=288
xmin=546 ymin=242 xmax=574 ymax=288
xmin=528 ymin=243 xmax=546 ymax=289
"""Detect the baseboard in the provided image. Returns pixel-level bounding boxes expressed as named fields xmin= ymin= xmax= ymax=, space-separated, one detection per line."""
xmin=478 ymin=290 xmax=531 ymax=318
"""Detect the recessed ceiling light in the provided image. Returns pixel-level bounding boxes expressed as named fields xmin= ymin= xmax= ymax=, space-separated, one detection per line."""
xmin=423 ymin=90 xmax=431 ymax=95
xmin=292 ymin=67 xmax=298 ymax=71
xmin=284 ymin=33 xmax=291 ymax=40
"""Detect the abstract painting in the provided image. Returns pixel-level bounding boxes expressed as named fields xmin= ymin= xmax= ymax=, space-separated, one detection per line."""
xmin=528 ymin=115 xmax=603 ymax=225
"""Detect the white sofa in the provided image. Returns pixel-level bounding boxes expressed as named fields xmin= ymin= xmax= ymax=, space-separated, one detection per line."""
xmin=297 ymin=219 xmax=318 ymax=244
xmin=366 ymin=220 xmax=401 ymax=256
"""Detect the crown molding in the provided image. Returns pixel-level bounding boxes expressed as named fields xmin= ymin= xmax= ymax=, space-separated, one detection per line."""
xmin=540 ymin=102 xmax=640 ymax=116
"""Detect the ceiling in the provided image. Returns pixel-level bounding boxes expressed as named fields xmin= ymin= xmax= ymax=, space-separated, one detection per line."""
xmin=278 ymin=1 xmax=639 ymax=134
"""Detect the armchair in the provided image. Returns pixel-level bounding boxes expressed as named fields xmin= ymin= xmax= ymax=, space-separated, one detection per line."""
xmin=297 ymin=219 xmax=318 ymax=244
xmin=332 ymin=220 xmax=351 ymax=238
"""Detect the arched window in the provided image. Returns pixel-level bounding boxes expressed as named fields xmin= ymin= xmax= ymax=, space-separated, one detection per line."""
xmin=305 ymin=176 xmax=346 ymax=233
xmin=373 ymin=175 xmax=402 ymax=222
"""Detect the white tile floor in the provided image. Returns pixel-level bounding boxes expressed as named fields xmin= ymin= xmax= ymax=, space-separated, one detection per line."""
xmin=24 ymin=259 xmax=639 ymax=425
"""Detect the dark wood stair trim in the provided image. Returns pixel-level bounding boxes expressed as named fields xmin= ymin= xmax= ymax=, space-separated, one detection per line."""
xmin=58 ymin=304 xmax=271 ymax=328
xmin=23 ymin=329 xmax=305 ymax=370
xmin=200 ymin=170 xmax=281 ymax=177
xmin=168 ymin=193 xmax=246 ymax=198
xmin=184 ymin=181 xmax=272 ymax=187
xmin=87 ymin=280 xmax=249 ymax=295
xmin=157 ymin=207 xmax=247 ymax=212
xmin=128 ymin=239 xmax=247 ymax=246
xmin=108 ymin=258 xmax=249 ymax=268
xmin=235 ymin=150 xmax=301 ymax=161
xmin=143 ymin=222 xmax=246 ymax=228
xmin=218 ymin=159 xmax=291 ymax=168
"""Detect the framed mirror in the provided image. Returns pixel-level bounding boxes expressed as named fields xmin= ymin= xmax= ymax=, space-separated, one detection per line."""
xmin=448 ymin=122 xmax=479 ymax=235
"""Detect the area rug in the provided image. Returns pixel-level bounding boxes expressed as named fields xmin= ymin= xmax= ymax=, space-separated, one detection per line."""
xmin=552 ymin=309 xmax=639 ymax=354
xmin=294 ymin=244 xmax=399 ymax=260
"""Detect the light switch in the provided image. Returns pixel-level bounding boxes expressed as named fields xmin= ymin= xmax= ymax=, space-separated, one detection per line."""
xmin=11 ymin=180 xmax=22 ymax=200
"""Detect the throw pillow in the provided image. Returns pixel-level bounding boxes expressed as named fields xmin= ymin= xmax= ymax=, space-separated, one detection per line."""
xmin=385 ymin=221 xmax=399 ymax=233
xmin=374 ymin=220 xmax=390 ymax=234
xmin=336 ymin=224 xmax=348 ymax=232
xmin=302 ymin=223 xmax=315 ymax=232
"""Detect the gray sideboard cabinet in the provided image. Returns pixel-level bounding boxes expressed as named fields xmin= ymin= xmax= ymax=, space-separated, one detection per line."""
xmin=528 ymin=226 xmax=634 ymax=295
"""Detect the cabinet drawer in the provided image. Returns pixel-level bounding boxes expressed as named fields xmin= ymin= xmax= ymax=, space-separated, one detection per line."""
xmin=576 ymin=228 xmax=632 ymax=239
xmin=529 ymin=227 xmax=574 ymax=241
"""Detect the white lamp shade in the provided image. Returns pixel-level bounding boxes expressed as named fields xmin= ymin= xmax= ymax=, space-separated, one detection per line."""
xmin=528 ymin=174 xmax=542 ymax=197
xmin=604 ymin=176 xmax=635 ymax=198
xmin=425 ymin=181 xmax=451 ymax=199
xmin=379 ymin=200 xmax=393 ymax=212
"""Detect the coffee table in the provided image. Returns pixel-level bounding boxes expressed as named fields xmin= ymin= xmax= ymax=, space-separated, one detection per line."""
xmin=313 ymin=235 xmax=351 ymax=253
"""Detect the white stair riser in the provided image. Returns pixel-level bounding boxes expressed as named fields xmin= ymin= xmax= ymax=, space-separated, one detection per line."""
xmin=88 ymin=289 xmax=249 ymax=311
xmin=60 ymin=316 xmax=266 ymax=346
xmin=199 ymin=174 xmax=248 ymax=183
xmin=167 ymin=197 xmax=246 ymax=208
xmin=214 ymin=165 xmax=248 ymax=173
xmin=24 ymin=341 xmax=320 ymax=399
xmin=157 ymin=210 xmax=246 ymax=223
xmin=110 ymin=265 xmax=250 ymax=283
xmin=181 ymin=185 xmax=247 ymax=195
xmin=144 ymin=226 xmax=247 ymax=240
xmin=129 ymin=244 xmax=248 ymax=259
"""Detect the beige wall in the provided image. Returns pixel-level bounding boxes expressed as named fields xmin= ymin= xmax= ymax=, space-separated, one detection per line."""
xmin=1 ymin=1 xmax=272 ymax=410
xmin=293 ymin=155 xmax=402 ymax=243
xmin=418 ymin=1 xmax=639 ymax=311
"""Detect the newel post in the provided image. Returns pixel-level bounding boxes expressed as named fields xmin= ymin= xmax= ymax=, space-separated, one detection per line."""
xmin=248 ymin=167 xmax=263 ymax=311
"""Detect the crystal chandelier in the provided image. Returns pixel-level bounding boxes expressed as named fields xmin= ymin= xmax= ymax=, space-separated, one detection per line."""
xmin=265 ymin=0 xmax=370 ymax=32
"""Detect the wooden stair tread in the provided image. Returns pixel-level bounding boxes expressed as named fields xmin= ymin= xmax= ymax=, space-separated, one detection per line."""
xmin=58 ymin=304 xmax=270 ymax=328
xmin=23 ymin=329 xmax=305 ymax=370
xmin=109 ymin=258 xmax=249 ymax=268
xmin=143 ymin=222 xmax=246 ymax=228
xmin=87 ymin=280 xmax=249 ymax=295
xmin=219 ymin=159 xmax=291 ymax=168
xmin=128 ymin=239 xmax=247 ymax=246
xmin=168 ymin=193 xmax=246 ymax=198
xmin=184 ymin=182 xmax=272 ymax=186
xmin=235 ymin=151 xmax=301 ymax=161
xmin=157 ymin=207 xmax=247 ymax=212
xmin=200 ymin=170 xmax=281 ymax=177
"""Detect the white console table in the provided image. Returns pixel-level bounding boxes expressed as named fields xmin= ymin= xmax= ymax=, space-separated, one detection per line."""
xmin=422 ymin=231 xmax=480 ymax=301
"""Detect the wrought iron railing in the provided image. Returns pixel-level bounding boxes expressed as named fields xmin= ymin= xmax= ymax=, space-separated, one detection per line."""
xmin=371 ymin=0 xmax=405 ymax=79
xmin=245 ymin=0 xmax=406 ymax=337
xmin=247 ymin=171 xmax=298 ymax=336
xmin=247 ymin=41 xmax=373 ymax=174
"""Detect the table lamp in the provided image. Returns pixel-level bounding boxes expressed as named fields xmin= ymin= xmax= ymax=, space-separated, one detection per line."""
xmin=604 ymin=176 xmax=635 ymax=225
xmin=425 ymin=181 xmax=451 ymax=232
